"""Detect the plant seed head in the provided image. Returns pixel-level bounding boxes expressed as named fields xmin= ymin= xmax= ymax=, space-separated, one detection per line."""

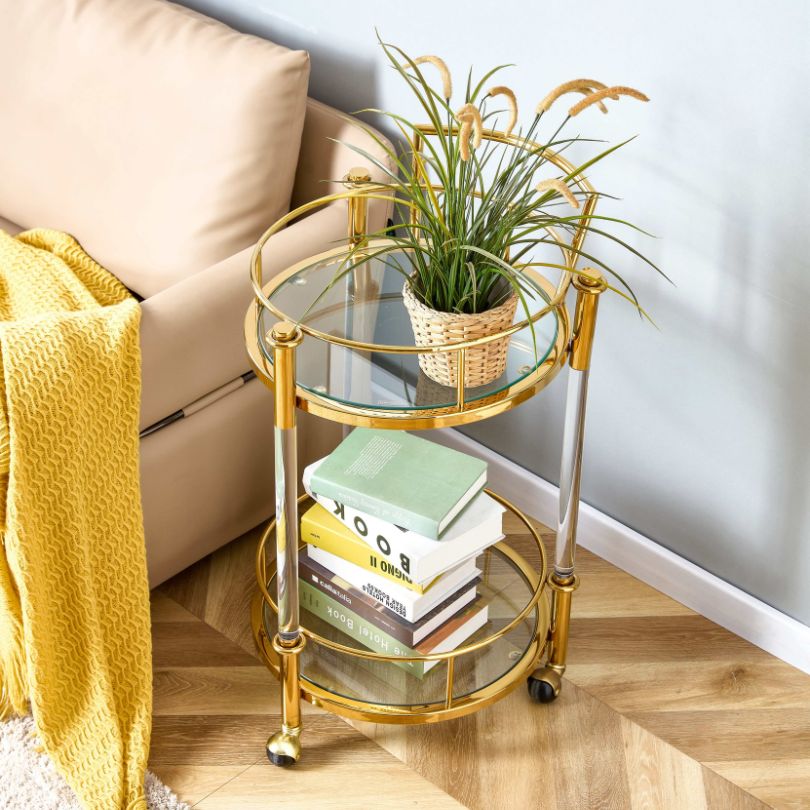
xmin=488 ymin=85 xmax=519 ymax=137
xmin=410 ymin=55 xmax=453 ymax=100
xmin=458 ymin=119 xmax=472 ymax=161
xmin=536 ymin=78 xmax=618 ymax=115
xmin=456 ymin=103 xmax=483 ymax=149
xmin=568 ymin=85 xmax=649 ymax=117
xmin=536 ymin=178 xmax=580 ymax=209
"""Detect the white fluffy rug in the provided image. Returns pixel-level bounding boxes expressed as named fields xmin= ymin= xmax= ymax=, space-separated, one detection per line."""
xmin=0 ymin=716 xmax=190 ymax=809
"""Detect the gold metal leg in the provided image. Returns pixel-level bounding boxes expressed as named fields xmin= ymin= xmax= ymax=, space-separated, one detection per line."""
xmin=529 ymin=574 xmax=579 ymax=701
xmin=530 ymin=269 xmax=605 ymax=704
xmin=344 ymin=166 xmax=371 ymax=247
xmin=267 ymin=633 xmax=305 ymax=766
xmin=266 ymin=321 xmax=305 ymax=766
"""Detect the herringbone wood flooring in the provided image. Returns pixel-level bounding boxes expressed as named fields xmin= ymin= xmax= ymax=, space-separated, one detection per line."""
xmin=154 ymin=512 xmax=810 ymax=809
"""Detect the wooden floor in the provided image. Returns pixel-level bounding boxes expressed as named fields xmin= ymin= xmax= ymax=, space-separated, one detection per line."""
xmin=155 ymin=512 xmax=810 ymax=809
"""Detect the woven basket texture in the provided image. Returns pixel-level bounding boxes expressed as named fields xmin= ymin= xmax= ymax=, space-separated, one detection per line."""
xmin=403 ymin=282 xmax=517 ymax=388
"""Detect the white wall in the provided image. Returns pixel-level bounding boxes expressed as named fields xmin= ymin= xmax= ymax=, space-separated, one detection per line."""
xmin=179 ymin=0 xmax=810 ymax=625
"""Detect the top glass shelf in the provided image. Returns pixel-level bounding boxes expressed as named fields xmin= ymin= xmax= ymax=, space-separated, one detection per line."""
xmin=248 ymin=243 xmax=569 ymax=425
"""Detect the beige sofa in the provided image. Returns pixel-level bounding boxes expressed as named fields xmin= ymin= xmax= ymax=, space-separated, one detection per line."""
xmin=0 ymin=0 xmax=391 ymax=584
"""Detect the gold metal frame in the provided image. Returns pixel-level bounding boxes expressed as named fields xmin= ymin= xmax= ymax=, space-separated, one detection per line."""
xmin=248 ymin=131 xmax=608 ymax=765
xmin=245 ymin=129 xmax=598 ymax=430
xmin=252 ymin=493 xmax=551 ymax=724
xmin=244 ymin=245 xmax=570 ymax=430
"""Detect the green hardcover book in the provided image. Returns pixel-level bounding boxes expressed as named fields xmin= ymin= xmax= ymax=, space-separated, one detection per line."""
xmin=299 ymin=578 xmax=488 ymax=679
xmin=309 ymin=428 xmax=487 ymax=539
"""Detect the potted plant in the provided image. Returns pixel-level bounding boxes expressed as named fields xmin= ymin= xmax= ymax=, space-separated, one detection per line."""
xmin=344 ymin=38 xmax=662 ymax=388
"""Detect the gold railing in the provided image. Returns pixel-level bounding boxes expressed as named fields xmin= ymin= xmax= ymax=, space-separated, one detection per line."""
xmin=253 ymin=491 xmax=551 ymax=722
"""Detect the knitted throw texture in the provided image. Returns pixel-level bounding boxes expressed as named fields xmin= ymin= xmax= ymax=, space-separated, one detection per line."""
xmin=0 ymin=230 xmax=151 ymax=810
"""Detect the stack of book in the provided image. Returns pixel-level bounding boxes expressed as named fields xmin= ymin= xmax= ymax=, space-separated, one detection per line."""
xmin=299 ymin=428 xmax=505 ymax=678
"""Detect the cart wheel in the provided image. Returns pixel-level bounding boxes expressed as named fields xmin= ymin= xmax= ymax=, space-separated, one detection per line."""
xmin=267 ymin=750 xmax=296 ymax=767
xmin=266 ymin=728 xmax=301 ymax=767
xmin=527 ymin=667 xmax=562 ymax=703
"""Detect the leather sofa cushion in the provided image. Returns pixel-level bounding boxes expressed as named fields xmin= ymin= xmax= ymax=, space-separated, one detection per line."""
xmin=0 ymin=0 xmax=310 ymax=297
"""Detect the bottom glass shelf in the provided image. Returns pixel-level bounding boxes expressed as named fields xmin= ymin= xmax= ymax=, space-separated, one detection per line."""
xmin=253 ymin=493 xmax=551 ymax=724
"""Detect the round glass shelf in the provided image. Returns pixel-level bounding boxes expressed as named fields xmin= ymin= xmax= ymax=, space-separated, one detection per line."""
xmin=247 ymin=242 xmax=569 ymax=426
xmin=252 ymin=494 xmax=551 ymax=723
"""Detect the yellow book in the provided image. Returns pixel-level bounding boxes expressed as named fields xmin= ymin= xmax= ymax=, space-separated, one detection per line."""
xmin=301 ymin=503 xmax=438 ymax=594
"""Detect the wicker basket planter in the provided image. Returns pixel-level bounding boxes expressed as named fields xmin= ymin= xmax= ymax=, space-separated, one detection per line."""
xmin=402 ymin=281 xmax=518 ymax=388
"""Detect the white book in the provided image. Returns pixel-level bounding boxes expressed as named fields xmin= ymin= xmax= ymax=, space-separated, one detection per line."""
xmin=407 ymin=586 xmax=477 ymax=645
xmin=303 ymin=459 xmax=505 ymax=582
xmin=306 ymin=544 xmax=481 ymax=623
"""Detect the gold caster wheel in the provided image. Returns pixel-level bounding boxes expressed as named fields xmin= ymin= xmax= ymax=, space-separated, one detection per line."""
xmin=266 ymin=726 xmax=302 ymax=767
xmin=528 ymin=667 xmax=562 ymax=703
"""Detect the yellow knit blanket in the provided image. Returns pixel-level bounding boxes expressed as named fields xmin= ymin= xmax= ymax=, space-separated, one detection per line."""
xmin=0 ymin=229 xmax=151 ymax=810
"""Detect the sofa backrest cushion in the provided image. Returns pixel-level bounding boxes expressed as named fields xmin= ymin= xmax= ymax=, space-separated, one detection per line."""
xmin=0 ymin=0 xmax=310 ymax=297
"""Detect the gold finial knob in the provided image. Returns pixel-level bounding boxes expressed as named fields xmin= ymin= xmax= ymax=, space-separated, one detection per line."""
xmin=270 ymin=321 xmax=300 ymax=343
xmin=345 ymin=166 xmax=372 ymax=185
xmin=573 ymin=267 xmax=607 ymax=293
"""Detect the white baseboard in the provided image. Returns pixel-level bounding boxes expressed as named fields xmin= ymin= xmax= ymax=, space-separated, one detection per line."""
xmin=429 ymin=428 xmax=810 ymax=675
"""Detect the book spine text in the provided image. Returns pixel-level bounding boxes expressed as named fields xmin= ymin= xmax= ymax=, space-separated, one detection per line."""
xmin=299 ymin=559 xmax=415 ymax=645
xmin=299 ymin=580 xmax=426 ymax=677
xmin=310 ymin=490 xmax=429 ymax=580
xmin=300 ymin=516 xmax=428 ymax=594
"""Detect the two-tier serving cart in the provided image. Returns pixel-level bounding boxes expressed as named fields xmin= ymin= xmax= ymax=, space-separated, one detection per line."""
xmin=245 ymin=131 xmax=608 ymax=767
